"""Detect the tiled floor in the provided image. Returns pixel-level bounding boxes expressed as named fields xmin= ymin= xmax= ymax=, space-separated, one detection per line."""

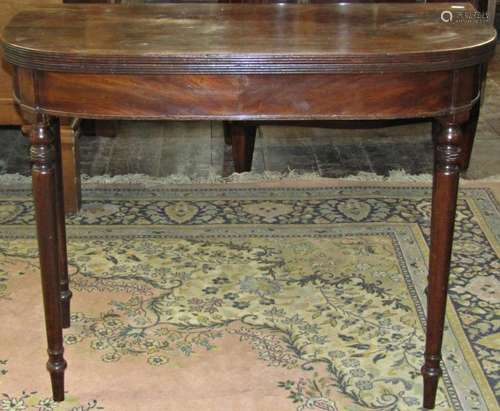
xmin=1 ymin=52 xmax=500 ymax=180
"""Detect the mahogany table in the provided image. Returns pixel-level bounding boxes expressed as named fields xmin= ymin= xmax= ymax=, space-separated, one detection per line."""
xmin=1 ymin=3 xmax=496 ymax=408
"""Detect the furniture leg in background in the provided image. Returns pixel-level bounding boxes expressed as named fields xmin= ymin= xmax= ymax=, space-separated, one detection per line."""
xmin=52 ymin=118 xmax=73 ymax=328
xmin=60 ymin=118 xmax=82 ymax=215
xmin=224 ymin=122 xmax=257 ymax=172
xmin=458 ymin=102 xmax=479 ymax=171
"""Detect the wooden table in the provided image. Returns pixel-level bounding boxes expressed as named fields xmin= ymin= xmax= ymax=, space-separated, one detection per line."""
xmin=1 ymin=3 xmax=496 ymax=408
xmin=0 ymin=1 xmax=120 ymax=216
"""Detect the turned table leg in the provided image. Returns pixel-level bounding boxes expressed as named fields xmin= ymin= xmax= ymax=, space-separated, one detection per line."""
xmin=422 ymin=115 xmax=469 ymax=409
xmin=23 ymin=120 xmax=82 ymax=215
xmin=30 ymin=114 xmax=67 ymax=401
xmin=51 ymin=119 xmax=73 ymax=329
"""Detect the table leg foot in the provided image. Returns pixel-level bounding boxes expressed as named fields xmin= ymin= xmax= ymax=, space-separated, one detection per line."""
xmin=30 ymin=114 xmax=67 ymax=401
xmin=48 ymin=349 xmax=67 ymax=402
xmin=422 ymin=358 xmax=441 ymax=409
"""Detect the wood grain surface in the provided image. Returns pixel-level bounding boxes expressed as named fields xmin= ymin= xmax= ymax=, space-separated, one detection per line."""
xmin=2 ymin=3 xmax=496 ymax=74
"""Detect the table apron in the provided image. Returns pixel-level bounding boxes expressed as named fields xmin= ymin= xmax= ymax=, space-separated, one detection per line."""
xmin=14 ymin=67 xmax=479 ymax=120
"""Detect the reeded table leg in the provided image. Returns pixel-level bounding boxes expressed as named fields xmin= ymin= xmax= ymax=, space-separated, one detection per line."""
xmin=30 ymin=114 xmax=67 ymax=401
xmin=422 ymin=114 xmax=469 ymax=409
xmin=51 ymin=118 xmax=72 ymax=329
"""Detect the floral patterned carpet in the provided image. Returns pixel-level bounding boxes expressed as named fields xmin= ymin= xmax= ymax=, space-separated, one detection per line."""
xmin=0 ymin=180 xmax=498 ymax=411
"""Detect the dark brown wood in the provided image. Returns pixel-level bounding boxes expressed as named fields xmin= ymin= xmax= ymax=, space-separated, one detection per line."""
xmin=210 ymin=0 xmax=492 ymax=173
xmin=459 ymin=63 xmax=485 ymax=172
xmin=230 ymin=123 xmax=257 ymax=172
xmin=51 ymin=118 xmax=73 ymax=327
xmin=98 ymin=0 xmax=493 ymax=175
xmin=60 ymin=118 xmax=82 ymax=214
xmin=30 ymin=114 xmax=67 ymax=401
xmin=422 ymin=114 xmax=468 ymax=409
xmin=1 ymin=3 xmax=495 ymax=406
xmin=2 ymin=4 xmax=495 ymax=75
xmin=223 ymin=8 xmax=491 ymax=172
xmin=22 ymin=116 xmax=83 ymax=216
xmin=0 ymin=0 xmax=62 ymax=126
xmin=59 ymin=0 xmax=120 ymax=214
xmin=25 ymin=70 xmax=464 ymax=120
xmin=460 ymin=102 xmax=480 ymax=171
xmin=0 ymin=0 xmax=119 ymax=217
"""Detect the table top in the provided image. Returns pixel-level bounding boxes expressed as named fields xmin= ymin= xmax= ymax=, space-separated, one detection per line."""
xmin=1 ymin=3 xmax=496 ymax=74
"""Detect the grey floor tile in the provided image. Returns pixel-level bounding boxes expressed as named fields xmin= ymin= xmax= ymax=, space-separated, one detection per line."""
xmin=313 ymin=142 xmax=373 ymax=177
xmin=158 ymin=121 xmax=212 ymax=177
xmin=362 ymin=140 xmax=433 ymax=176
xmin=263 ymin=142 xmax=319 ymax=174
xmin=466 ymin=138 xmax=500 ymax=179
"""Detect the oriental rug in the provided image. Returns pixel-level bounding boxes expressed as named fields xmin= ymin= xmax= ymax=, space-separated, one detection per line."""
xmin=0 ymin=180 xmax=498 ymax=411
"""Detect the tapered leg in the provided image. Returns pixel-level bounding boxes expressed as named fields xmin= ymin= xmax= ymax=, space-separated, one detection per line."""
xmin=51 ymin=119 xmax=72 ymax=329
xmin=30 ymin=114 xmax=67 ymax=401
xmin=459 ymin=101 xmax=480 ymax=171
xmin=460 ymin=63 xmax=487 ymax=172
xmin=422 ymin=115 xmax=468 ymax=409
xmin=231 ymin=124 xmax=257 ymax=173
xmin=60 ymin=119 xmax=82 ymax=215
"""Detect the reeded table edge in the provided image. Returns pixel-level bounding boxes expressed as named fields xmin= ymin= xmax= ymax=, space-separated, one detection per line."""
xmin=2 ymin=1 xmax=497 ymax=74
xmin=1 ymin=41 xmax=496 ymax=74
